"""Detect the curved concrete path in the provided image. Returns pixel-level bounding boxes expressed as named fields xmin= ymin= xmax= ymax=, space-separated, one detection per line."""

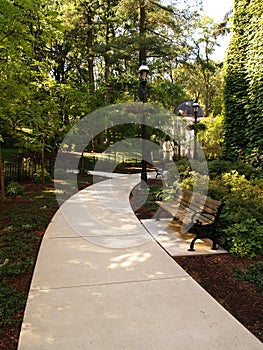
xmin=18 ymin=173 xmax=262 ymax=349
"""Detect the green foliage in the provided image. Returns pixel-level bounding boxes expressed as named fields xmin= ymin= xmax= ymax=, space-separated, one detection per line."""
xmin=144 ymin=185 xmax=163 ymax=211
xmin=33 ymin=169 xmax=52 ymax=183
xmin=223 ymin=219 xmax=263 ymax=258
xmin=167 ymin=159 xmax=209 ymax=179
xmin=178 ymin=171 xmax=209 ymax=195
xmin=0 ymin=184 xmax=57 ymax=328
xmin=130 ymin=184 xmax=162 ymax=214
xmin=207 ymin=178 xmax=228 ymax=201
xmin=161 ymin=159 xmax=209 ymax=197
xmin=208 ymin=158 xmax=261 ymax=179
xmin=0 ymin=186 xmax=57 ymax=270
xmin=198 ymin=115 xmax=224 ymax=159
xmin=0 ymin=230 xmax=36 ymax=278
xmin=0 ymin=0 xmax=227 ymax=158
xmin=0 ymin=257 xmax=34 ymax=277
xmin=210 ymin=170 xmax=263 ymax=257
xmin=6 ymin=181 xmax=25 ymax=197
xmin=233 ymin=262 xmax=263 ymax=296
xmin=0 ymin=281 xmax=26 ymax=327
xmin=148 ymin=81 xmax=185 ymax=110
xmin=223 ymin=0 xmax=263 ymax=166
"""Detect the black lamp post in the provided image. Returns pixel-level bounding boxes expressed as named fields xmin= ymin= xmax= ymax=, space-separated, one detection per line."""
xmin=139 ymin=61 xmax=149 ymax=184
xmin=192 ymin=101 xmax=199 ymax=160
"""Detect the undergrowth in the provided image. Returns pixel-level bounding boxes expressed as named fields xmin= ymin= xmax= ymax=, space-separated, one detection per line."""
xmin=0 ymin=184 xmax=57 ymax=328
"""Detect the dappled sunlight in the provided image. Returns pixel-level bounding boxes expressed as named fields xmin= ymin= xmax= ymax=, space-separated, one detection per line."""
xmin=66 ymin=259 xmax=96 ymax=269
xmin=56 ymin=176 xmax=153 ymax=248
xmin=43 ymin=188 xmax=56 ymax=193
xmin=109 ymin=252 xmax=151 ymax=269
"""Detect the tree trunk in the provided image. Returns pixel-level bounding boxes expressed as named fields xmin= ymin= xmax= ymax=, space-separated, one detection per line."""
xmin=87 ymin=12 xmax=95 ymax=93
xmin=0 ymin=144 xmax=5 ymax=204
xmin=41 ymin=134 xmax=45 ymax=184
xmin=139 ymin=0 xmax=147 ymax=64
xmin=104 ymin=18 xmax=110 ymax=104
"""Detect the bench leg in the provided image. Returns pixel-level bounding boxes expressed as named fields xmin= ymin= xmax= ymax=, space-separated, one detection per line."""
xmin=155 ymin=207 xmax=164 ymax=221
xmin=211 ymin=237 xmax=218 ymax=250
xmin=188 ymin=234 xmax=218 ymax=251
xmin=188 ymin=236 xmax=198 ymax=251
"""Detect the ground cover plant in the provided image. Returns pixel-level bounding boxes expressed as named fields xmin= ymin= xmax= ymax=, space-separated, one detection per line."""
xmin=0 ymin=182 xmax=58 ymax=349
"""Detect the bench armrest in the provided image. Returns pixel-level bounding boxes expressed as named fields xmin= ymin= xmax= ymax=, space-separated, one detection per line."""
xmin=191 ymin=210 xmax=217 ymax=225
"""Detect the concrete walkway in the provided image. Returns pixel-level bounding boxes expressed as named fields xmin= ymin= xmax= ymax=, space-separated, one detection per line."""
xmin=18 ymin=173 xmax=262 ymax=349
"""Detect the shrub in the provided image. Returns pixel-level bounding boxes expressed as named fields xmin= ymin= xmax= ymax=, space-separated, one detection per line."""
xmin=6 ymin=181 xmax=25 ymax=197
xmin=207 ymin=178 xmax=228 ymax=201
xmin=165 ymin=159 xmax=208 ymax=186
xmin=217 ymin=171 xmax=263 ymax=257
xmin=179 ymin=171 xmax=209 ymax=195
xmin=208 ymin=158 xmax=261 ymax=179
xmin=208 ymin=159 xmax=234 ymax=179
xmin=33 ymin=169 xmax=52 ymax=183
xmin=233 ymin=160 xmax=261 ymax=179
xmin=223 ymin=219 xmax=263 ymax=257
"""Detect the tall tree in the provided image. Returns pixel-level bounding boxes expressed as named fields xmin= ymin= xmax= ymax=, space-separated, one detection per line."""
xmin=0 ymin=136 xmax=4 ymax=204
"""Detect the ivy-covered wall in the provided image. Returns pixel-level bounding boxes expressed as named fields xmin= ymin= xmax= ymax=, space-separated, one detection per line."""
xmin=223 ymin=0 xmax=263 ymax=167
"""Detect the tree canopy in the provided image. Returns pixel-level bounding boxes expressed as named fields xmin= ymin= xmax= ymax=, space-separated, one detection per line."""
xmin=0 ymin=0 xmax=230 ymax=157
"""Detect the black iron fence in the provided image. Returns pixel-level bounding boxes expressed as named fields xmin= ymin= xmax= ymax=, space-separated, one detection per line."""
xmin=3 ymin=153 xmax=56 ymax=183
xmin=3 ymin=151 xmax=145 ymax=184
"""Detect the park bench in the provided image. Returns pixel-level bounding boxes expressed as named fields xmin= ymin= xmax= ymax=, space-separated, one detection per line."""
xmin=155 ymin=162 xmax=174 ymax=178
xmin=155 ymin=188 xmax=225 ymax=251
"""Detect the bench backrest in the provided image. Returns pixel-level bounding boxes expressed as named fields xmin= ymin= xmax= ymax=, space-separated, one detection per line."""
xmin=174 ymin=188 xmax=223 ymax=225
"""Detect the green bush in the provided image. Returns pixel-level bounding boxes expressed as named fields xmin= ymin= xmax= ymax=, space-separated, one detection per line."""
xmin=208 ymin=159 xmax=261 ymax=179
xmin=223 ymin=219 xmax=263 ymax=257
xmin=165 ymin=159 xmax=208 ymax=187
xmin=207 ymin=178 xmax=228 ymax=201
xmin=217 ymin=171 xmax=263 ymax=257
xmin=6 ymin=181 xmax=25 ymax=197
xmin=208 ymin=159 xmax=233 ymax=179
xmin=33 ymin=169 xmax=52 ymax=183
xmin=179 ymin=171 xmax=210 ymax=195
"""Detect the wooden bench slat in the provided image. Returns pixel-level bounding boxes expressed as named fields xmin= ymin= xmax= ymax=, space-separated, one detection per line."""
xmin=178 ymin=188 xmax=222 ymax=206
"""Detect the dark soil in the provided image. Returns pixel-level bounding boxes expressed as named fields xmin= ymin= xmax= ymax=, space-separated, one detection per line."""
xmin=0 ymin=179 xmax=262 ymax=349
